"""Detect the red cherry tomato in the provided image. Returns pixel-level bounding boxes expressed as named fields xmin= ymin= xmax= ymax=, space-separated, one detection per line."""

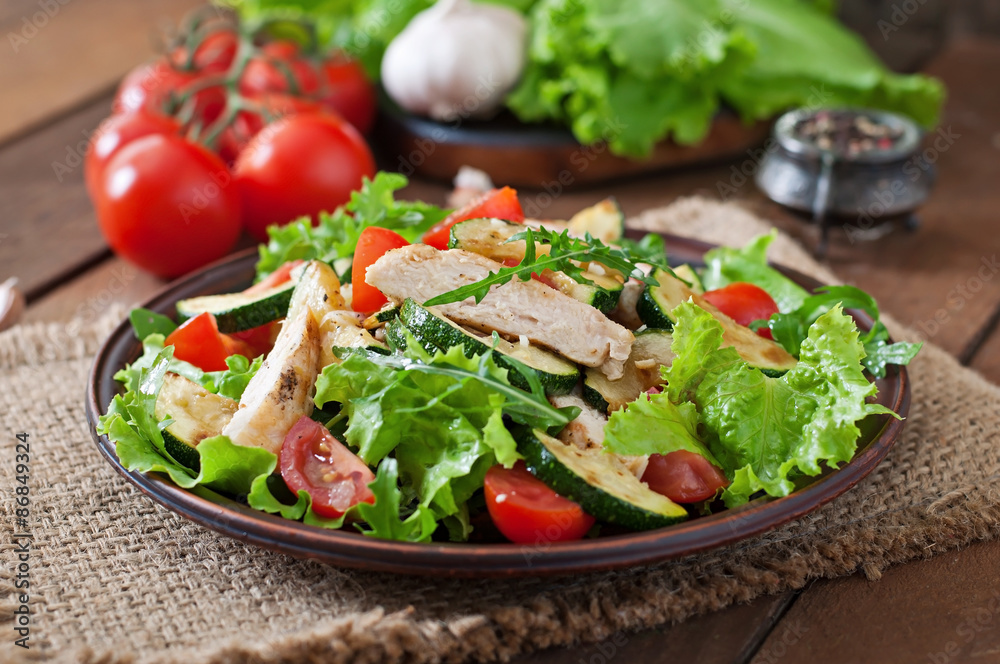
xmin=484 ymin=461 xmax=595 ymax=544
xmin=351 ymin=227 xmax=409 ymax=313
xmin=165 ymin=312 xmax=251 ymax=372
xmin=170 ymin=29 xmax=238 ymax=73
xmin=114 ymin=59 xmax=226 ymax=124
xmin=218 ymin=95 xmax=325 ymax=163
xmin=239 ymin=41 xmax=321 ymax=99
xmin=85 ymin=110 xmax=181 ymax=197
xmin=93 ymin=134 xmax=241 ymax=278
xmin=422 ymin=187 xmax=524 ymax=250
xmin=641 ymin=451 xmax=729 ymax=504
xmin=702 ymin=282 xmax=780 ymax=340
xmin=233 ymin=113 xmax=375 ymax=241
xmin=317 ymin=55 xmax=376 ymax=133
xmin=279 ymin=416 xmax=376 ymax=519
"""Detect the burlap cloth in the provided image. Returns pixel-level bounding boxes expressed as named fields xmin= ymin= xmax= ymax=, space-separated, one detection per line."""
xmin=2 ymin=198 xmax=999 ymax=664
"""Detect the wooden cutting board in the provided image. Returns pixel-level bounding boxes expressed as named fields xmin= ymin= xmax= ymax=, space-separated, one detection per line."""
xmin=371 ymin=97 xmax=772 ymax=188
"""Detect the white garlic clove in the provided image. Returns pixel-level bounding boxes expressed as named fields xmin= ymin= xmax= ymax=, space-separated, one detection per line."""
xmin=0 ymin=277 xmax=26 ymax=332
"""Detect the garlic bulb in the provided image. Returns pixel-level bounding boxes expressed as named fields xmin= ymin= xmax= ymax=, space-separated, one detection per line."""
xmin=381 ymin=0 xmax=527 ymax=122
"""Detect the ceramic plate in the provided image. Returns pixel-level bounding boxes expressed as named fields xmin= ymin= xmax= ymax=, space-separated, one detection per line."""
xmin=85 ymin=233 xmax=909 ymax=577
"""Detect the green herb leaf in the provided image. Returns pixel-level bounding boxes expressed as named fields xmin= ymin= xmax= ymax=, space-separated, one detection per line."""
xmin=424 ymin=227 xmax=661 ymax=307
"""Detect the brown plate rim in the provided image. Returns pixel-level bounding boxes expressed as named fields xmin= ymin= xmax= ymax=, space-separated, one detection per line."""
xmin=85 ymin=233 xmax=909 ymax=577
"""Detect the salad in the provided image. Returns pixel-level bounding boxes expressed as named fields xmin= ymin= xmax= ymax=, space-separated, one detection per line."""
xmin=97 ymin=172 xmax=921 ymax=544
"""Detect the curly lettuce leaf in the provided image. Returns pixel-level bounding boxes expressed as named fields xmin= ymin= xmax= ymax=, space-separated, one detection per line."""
xmin=700 ymin=230 xmax=810 ymax=313
xmin=661 ymin=302 xmax=898 ymax=507
xmin=98 ymin=348 xmax=276 ymax=495
xmin=355 ymin=458 xmax=438 ymax=542
xmin=255 ymin=172 xmax=448 ymax=280
xmin=604 ymin=396 xmax=719 ymax=466
xmin=719 ymin=0 xmax=944 ymax=127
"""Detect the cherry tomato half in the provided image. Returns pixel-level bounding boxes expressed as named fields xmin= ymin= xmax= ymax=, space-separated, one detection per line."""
xmin=317 ymin=55 xmax=376 ymax=134
xmin=233 ymin=113 xmax=375 ymax=241
xmin=279 ymin=416 xmax=375 ymax=519
xmin=422 ymin=186 xmax=524 ymax=250
xmin=702 ymin=282 xmax=780 ymax=340
xmin=351 ymin=227 xmax=409 ymax=313
xmin=94 ymin=134 xmax=241 ymax=279
xmin=641 ymin=451 xmax=729 ymax=504
xmin=165 ymin=312 xmax=251 ymax=372
xmin=85 ymin=110 xmax=181 ymax=197
xmin=484 ymin=461 xmax=595 ymax=544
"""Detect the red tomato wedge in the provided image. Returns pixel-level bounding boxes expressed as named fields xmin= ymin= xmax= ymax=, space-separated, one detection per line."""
xmin=484 ymin=461 xmax=595 ymax=544
xmin=351 ymin=227 xmax=409 ymax=313
xmin=702 ymin=282 xmax=780 ymax=340
xmin=641 ymin=451 xmax=729 ymax=504
xmin=164 ymin=312 xmax=251 ymax=372
xmin=279 ymin=416 xmax=375 ymax=519
xmin=421 ymin=186 xmax=524 ymax=250
xmin=244 ymin=259 xmax=303 ymax=295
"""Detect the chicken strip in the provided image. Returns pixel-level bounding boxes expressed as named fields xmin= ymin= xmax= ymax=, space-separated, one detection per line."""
xmin=366 ymin=245 xmax=633 ymax=379
xmin=221 ymin=308 xmax=320 ymax=455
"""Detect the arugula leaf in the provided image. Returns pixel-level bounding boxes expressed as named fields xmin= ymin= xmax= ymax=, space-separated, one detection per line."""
xmin=766 ymin=285 xmax=922 ymax=377
xmin=424 ymin=227 xmax=660 ymax=306
xmin=255 ymin=172 xmax=449 ymax=280
xmin=661 ymin=302 xmax=898 ymax=507
xmin=313 ymin=333 xmax=571 ymax=539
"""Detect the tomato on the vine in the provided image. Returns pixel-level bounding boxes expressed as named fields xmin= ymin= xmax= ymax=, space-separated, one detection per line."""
xmin=484 ymin=462 xmax=595 ymax=544
xmin=422 ymin=187 xmax=524 ymax=250
xmin=351 ymin=227 xmax=409 ymax=313
xmin=233 ymin=113 xmax=375 ymax=241
xmin=164 ymin=312 xmax=252 ymax=372
xmin=169 ymin=29 xmax=238 ymax=73
xmin=114 ymin=59 xmax=226 ymax=124
xmin=702 ymin=282 xmax=780 ymax=339
xmin=239 ymin=41 xmax=321 ymax=99
xmin=641 ymin=451 xmax=729 ymax=504
xmin=93 ymin=133 xmax=241 ymax=278
xmin=279 ymin=416 xmax=375 ymax=519
xmin=85 ymin=110 xmax=181 ymax=197
xmin=317 ymin=55 xmax=376 ymax=133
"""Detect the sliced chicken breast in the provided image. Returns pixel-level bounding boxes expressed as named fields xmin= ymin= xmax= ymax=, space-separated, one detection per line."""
xmin=366 ymin=245 xmax=633 ymax=379
xmin=221 ymin=308 xmax=320 ymax=455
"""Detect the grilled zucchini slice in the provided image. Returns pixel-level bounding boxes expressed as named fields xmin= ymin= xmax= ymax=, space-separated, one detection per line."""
xmin=637 ymin=268 xmax=797 ymax=377
xmin=515 ymin=427 xmax=688 ymax=530
xmin=154 ymin=373 xmax=238 ymax=471
xmin=391 ymin=299 xmax=579 ymax=395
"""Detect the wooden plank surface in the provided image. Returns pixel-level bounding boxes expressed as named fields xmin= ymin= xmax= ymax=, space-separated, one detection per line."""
xmin=514 ymin=593 xmax=796 ymax=664
xmin=0 ymin=0 xmax=204 ymax=145
xmin=750 ymin=541 xmax=1000 ymax=664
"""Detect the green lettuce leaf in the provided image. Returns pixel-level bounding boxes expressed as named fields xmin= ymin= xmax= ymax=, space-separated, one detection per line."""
xmin=314 ymin=336 xmax=553 ymax=538
xmin=700 ymin=230 xmax=810 ymax=313
xmin=98 ymin=348 xmax=276 ymax=496
xmin=255 ymin=172 xmax=448 ymax=280
xmin=355 ymin=458 xmax=438 ymax=542
xmin=604 ymin=396 xmax=719 ymax=466
xmin=661 ymin=301 xmax=898 ymax=507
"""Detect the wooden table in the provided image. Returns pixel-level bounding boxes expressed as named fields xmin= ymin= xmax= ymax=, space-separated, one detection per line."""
xmin=3 ymin=2 xmax=999 ymax=662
